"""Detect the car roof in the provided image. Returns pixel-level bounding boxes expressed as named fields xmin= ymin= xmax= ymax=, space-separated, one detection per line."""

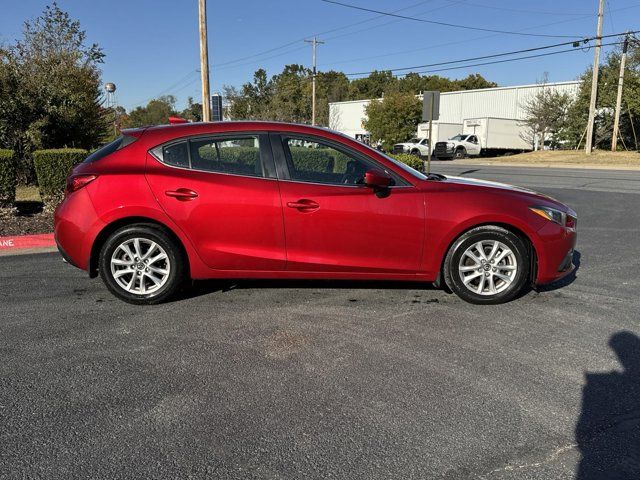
xmin=139 ymin=120 xmax=351 ymax=148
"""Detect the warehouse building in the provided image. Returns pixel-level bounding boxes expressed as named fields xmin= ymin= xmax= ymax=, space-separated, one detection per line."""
xmin=328 ymin=81 xmax=580 ymax=141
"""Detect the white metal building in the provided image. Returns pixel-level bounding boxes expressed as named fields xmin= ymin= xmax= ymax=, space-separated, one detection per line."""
xmin=328 ymin=81 xmax=580 ymax=139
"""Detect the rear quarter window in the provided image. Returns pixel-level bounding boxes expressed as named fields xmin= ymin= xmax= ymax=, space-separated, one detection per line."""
xmin=83 ymin=135 xmax=138 ymax=164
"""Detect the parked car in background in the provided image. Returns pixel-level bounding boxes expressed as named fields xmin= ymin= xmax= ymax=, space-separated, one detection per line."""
xmin=55 ymin=121 xmax=577 ymax=305
xmin=434 ymin=117 xmax=532 ymax=159
xmin=392 ymin=137 xmax=430 ymax=156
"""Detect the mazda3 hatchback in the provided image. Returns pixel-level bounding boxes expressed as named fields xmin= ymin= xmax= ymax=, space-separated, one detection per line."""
xmin=55 ymin=121 xmax=577 ymax=305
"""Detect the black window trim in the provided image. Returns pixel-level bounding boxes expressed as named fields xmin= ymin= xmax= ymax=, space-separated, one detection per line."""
xmin=271 ymin=132 xmax=411 ymax=189
xmin=149 ymin=131 xmax=277 ymax=180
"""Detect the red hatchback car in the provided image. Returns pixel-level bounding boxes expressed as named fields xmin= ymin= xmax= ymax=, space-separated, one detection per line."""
xmin=54 ymin=121 xmax=577 ymax=305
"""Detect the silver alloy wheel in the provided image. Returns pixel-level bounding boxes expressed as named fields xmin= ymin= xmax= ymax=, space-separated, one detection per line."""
xmin=110 ymin=238 xmax=170 ymax=295
xmin=458 ymin=240 xmax=518 ymax=296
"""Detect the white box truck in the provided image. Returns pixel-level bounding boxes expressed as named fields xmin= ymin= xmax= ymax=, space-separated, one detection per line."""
xmin=392 ymin=122 xmax=462 ymax=156
xmin=434 ymin=117 xmax=532 ymax=160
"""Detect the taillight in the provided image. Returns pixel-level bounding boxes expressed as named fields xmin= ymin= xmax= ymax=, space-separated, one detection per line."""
xmin=66 ymin=174 xmax=97 ymax=195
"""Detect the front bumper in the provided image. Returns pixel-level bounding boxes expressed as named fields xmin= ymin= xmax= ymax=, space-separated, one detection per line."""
xmin=534 ymin=222 xmax=577 ymax=285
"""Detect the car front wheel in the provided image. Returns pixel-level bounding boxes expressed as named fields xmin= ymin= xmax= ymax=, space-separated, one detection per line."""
xmin=443 ymin=226 xmax=530 ymax=304
xmin=454 ymin=147 xmax=467 ymax=159
xmin=99 ymin=224 xmax=186 ymax=304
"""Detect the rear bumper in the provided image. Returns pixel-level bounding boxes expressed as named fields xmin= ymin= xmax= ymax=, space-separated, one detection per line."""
xmin=54 ymin=189 xmax=105 ymax=272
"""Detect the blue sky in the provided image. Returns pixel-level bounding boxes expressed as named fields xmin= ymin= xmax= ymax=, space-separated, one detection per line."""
xmin=2 ymin=0 xmax=639 ymax=111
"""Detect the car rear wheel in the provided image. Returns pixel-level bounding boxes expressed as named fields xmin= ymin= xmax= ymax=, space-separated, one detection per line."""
xmin=443 ymin=226 xmax=530 ymax=304
xmin=454 ymin=147 xmax=467 ymax=159
xmin=99 ymin=224 xmax=186 ymax=305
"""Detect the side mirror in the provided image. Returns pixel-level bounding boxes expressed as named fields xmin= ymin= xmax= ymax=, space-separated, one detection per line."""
xmin=364 ymin=169 xmax=392 ymax=188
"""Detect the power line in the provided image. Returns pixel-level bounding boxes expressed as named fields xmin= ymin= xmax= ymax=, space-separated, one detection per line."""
xmin=397 ymin=41 xmax=623 ymax=77
xmin=212 ymin=0 xmax=435 ymax=68
xmin=448 ymin=0 xmax=595 ymax=16
xmin=343 ymin=31 xmax=638 ymax=77
xmin=129 ymin=69 xmax=199 ymax=107
xmin=319 ymin=0 xmax=583 ymax=38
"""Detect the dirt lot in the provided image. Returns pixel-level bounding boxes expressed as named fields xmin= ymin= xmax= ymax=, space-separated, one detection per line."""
xmin=457 ymin=149 xmax=640 ymax=169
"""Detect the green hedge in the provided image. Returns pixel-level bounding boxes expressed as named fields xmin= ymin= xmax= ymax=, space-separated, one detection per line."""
xmin=198 ymin=146 xmax=259 ymax=166
xmin=289 ymin=147 xmax=351 ymax=173
xmin=0 ymin=149 xmax=17 ymax=208
xmin=33 ymin=149 xmax=88 ymax=204
xmin=390 ymin=153 xmax=425 ymax=172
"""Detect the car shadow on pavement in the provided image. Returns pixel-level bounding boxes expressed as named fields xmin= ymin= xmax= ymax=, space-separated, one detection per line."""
xmin=575 ymin=331 xmax=640 ymax=479
xmin=535 ymin=250 xmax=581 ymax=293
xmin=174 ymin=279 xmax=442 ymax=302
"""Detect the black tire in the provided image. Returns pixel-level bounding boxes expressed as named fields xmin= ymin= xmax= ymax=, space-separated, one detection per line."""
xmin=443 ymin=226 xmax=530 ymax=305
xmin=454 ymin=147 xmax=467 ymax=159
xmin=410 ymin=149 xmax=421 ymax=157
xmin=99 ymin=224 xmax=186 ymax=305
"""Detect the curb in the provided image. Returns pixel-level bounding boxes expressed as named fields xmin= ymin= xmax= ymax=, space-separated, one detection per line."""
xmin=0 ymin=233 xmax=56 ymax=255
xmin=448 ymin=161 xmax=640 ymax=171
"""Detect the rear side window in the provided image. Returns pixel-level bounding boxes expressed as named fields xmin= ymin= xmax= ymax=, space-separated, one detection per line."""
xmin=83 ymin=135 xmax=137 ymax=164
xmin=189 ymin=136 xmax=263 ymax=177
xmin=162 ymin=142 xmax=190 ymax=168
xmin=152 ymin=135 xmax=266 ymax=178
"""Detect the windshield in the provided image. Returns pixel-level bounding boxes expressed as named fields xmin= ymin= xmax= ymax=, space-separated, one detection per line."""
xmin=450 ymin=134 xmax=468 ymax=141
xmin=409 ymin=138 xmax=419 ymax=143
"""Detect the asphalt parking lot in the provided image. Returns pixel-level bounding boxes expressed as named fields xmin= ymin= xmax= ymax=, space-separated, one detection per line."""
xmin=1 ymin=165 xmax=639 ymax=479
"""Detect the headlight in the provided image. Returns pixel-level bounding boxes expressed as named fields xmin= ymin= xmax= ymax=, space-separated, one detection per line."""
xmin=530 ymin=205 xmax=575 ymax=228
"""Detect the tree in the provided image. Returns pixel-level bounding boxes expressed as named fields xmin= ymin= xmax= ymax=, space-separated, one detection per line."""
xmin=348 ymin=71 xmax=397 ymax=100
xmin=0 ymin=2 xmax=108 ymax=181
xmin=315 ymin=70 xmax=350 ymax=126
xmin=397 ymin=73 xmax=497 ymax=94
xmin=363 ymin=91 xmax=422 ymax=150
xmin=561 ymin=41 xmax=640 ymax=150
xmin=180 ymin=97 xmax=202 ymax=122
xmin=125 ymin=95 xmax=177 ymax=127
xmin=520 ymin=77 xmax=573 ymax=149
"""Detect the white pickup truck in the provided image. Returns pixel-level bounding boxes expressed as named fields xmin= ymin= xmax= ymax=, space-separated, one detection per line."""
xmin=392 ymin=138 xmax=430 ymax=157
xmin=434 ymin=117 xmax=532 ymax=160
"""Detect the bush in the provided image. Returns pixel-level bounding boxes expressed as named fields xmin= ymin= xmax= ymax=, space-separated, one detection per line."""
xmin=390 ymin=153 xmax=425 ymax=172
xmin=33 ymin=149 xmax=88 ymax=205
xmin=198 ymin=146 xmax=260 ymax=166
xmin=0 ymin=150 xmax=17 ymax=208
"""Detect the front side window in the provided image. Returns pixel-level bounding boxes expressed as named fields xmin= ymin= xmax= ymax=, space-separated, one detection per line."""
xmin=282 ymin=137 xmax=377 ymax=186
xmin=189 ymin=135 xmax=263 ymax=177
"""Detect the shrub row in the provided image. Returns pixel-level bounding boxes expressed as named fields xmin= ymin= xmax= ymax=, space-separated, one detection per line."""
xmin=389 ymin=153 xmax=425 ymax=172
xmin=33 ymin=149 xmax=88 ymax=205
xmin=0 ymin=149 xmax=17 ymax=208
xmin=197 ymin=145 xmax=353 ymax=174
xmin=198 ymin=146 xmax=259 ymax=166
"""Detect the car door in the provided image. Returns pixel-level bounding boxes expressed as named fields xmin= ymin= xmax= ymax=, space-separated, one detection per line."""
xmin=272 ymin=133 xmax=425 ymax=274
xmin=145 ymin=133 xmax=286 ymax=271
xmin=419 ymin=138 xmax=430 ymax=155
xmin=466 ymin=135 xmax=481 ymax=155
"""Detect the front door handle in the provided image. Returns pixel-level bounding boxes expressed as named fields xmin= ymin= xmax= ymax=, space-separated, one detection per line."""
xmin=165 ymin=188 xmax=198 ymax=201
xmin=287 ymin=199 xmax=319 ymax=211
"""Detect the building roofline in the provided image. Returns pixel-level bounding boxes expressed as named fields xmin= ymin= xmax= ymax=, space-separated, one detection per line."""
xmin=328 ymin=80 xmax=580 ymax=106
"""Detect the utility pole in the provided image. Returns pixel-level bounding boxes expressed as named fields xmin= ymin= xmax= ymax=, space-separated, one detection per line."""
xmin=198 ymin=0 xmax=211 ymax=122
xmin=305 ymin=37 xmax=324 ymax=126
xmin=585 ymin=0 xmax=604 ymax=154
xmin=612 ymin=33 xmax=630 ymax=151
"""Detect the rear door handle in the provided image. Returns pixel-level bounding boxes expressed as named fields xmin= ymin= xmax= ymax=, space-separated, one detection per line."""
xmin=165 ymin=188 xmax=198 ymax=201
xmin=287 ymin=199 xmax=319 ymax=211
